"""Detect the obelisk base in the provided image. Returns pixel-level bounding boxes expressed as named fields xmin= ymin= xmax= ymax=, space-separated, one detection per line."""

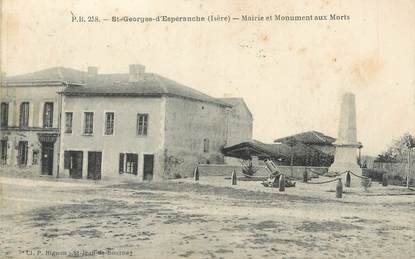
xmin=329 ymin=145 xmax=362 ymax=187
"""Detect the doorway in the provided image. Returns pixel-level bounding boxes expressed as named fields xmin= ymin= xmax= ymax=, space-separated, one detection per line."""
xmin=87 ymin=151 xmax=102 ymax=180
xmin=69 ymin=151 xmax=83 ymax=179
xmin=143 ymin=154 xmax=154 ymax=181
xmin=41 ymin=142 xmax=54 ymax=175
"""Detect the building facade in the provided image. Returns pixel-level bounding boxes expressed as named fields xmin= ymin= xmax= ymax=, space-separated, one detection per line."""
xmin=58 ymin=64 xmax=252 ymax=180
xmin=0 ymin=69 xmax=84 ymax=175
xmin=1 ymin=65 xmax=253 ymax=180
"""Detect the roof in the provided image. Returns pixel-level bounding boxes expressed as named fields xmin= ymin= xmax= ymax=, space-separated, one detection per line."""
xmin=4 ymin=67 xmax=86 ymax=85
xmin=222 ymin=139 xmax=332 ymax=161
xmin=4 ymin=67 xmax=231 ymax=107
xmin=63 ymin=73 xmax=231 ymax=106
xmin=274 ymin=131 xmax=336 ymax=145
xmin=218 ymin=97 xmax=253 ymax=118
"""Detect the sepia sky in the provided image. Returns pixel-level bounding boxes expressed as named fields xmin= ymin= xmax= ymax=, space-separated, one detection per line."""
xmin=1 ymin=0 xmax=414 ymax=156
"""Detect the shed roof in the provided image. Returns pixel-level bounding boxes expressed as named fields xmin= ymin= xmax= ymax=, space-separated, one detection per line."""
xmin=222 ymin=139 xmax=331 ymax=161
xmin=274 ymin=131 xmax=336 ymax=145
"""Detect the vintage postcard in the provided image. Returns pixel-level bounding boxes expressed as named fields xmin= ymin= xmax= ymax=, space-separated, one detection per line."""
xmin=1 ymin=0 xmax=414 ymax=258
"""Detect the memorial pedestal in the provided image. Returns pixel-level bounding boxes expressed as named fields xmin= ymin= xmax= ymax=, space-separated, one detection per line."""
xmin=329 ymin=92 xmax=363 ymax=187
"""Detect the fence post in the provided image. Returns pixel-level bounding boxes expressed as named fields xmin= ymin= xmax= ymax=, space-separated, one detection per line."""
xmin=303 ymin=169 xmax=308 ymax=183
xmin=279 ymin=174 xmax=285 ymax=192
xmin=193 ymin=166 xmax=199 ymax=181
xmin=336 ymin=178 xmax=343 ymax=198
xmin=382 ymin=173 xmax=388 ymax=186
xmin=345 ymin=172 xmax=351 ymax=187
xmin=407 ymin=149 xmax=411 ymax=189
xmin=231 ymin=170 xmax=237 ymax=185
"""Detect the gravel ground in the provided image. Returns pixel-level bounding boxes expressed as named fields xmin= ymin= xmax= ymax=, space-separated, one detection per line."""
xmin=0 ymin=174 xmax=414 ymax=259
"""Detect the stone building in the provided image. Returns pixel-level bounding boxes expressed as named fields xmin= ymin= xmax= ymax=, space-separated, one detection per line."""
xmin=0 ymin=68 xmax=84 ymax=175
xmin=59 ymin=64 xmax=253 ymax=180
xmin=0 ymin=64 xmax=252 ymax=180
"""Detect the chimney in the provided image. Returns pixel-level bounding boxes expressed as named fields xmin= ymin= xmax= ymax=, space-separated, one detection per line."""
xmin=87 ymin=66 xmax=98 ymax=83
xmin=129 ymin=64 xmax=145 ymax=82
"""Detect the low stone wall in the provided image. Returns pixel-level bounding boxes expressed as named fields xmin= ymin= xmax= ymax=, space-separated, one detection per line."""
xmin=275 ymin=166 xmax=327 ymax=179
xmin=196 ymin=164 xmax=267 ymax=177
xmin=197 ymin=164 xmax=328 ymax=179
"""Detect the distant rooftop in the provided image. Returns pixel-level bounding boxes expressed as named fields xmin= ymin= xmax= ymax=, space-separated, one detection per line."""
xmin=274 ymin=131 xmax=336 ymax=145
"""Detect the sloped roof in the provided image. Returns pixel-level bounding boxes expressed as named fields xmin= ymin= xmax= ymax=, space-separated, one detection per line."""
xmin=5 ymin=67 xmax=86 ymax=84
xmin=222 ymin=139 xmax=330 ymax=160
xmin=4 ymin=66 xmax=231 ymax=107
xmin=274 ymin=131 xmax=336 ymax=145
xmin=218 ymin=97 xmax=252 ymax=118
xmin=63 ymin=73 xmax=231 ymax=107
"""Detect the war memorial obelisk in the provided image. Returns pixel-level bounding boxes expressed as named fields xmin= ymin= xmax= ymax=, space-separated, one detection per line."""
xmin=329 ymin=92 xmax=363 ymax=176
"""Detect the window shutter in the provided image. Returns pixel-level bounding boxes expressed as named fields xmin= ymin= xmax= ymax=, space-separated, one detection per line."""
xmin=132 ymin=154 xmax=138 ymax=175
xmin=1 ymin=103 xmax=8 ymax=127
xmin=119 ymin=153 xmax=125 ymax=174
xmin=64 ymin=151 xmax=70 ymax=169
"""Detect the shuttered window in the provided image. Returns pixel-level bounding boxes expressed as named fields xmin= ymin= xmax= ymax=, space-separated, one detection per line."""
xmin=43 ymin=102 xmax=54 ymax=128
xmin=119 ymin=153 xmax=125 ymax=174
xmin=19 ymin=102 xmax=29 ymax=128
xmin=64 ymin=151 xmax=71 ymax=169
xmin=18 ymin=141 xmax=28 ymax=166
xmin=65 ymin=112 xmax=73 ymax=133
xmin=0 ymin=140 xmax=7 ymax=163
xmin=105 ymin=112 xmax=114 ymax=135
xmin=119 ymin=153 xmax=138 ymax=175
xmin=126 ymin=153 xmax=138 ymax=175
xmin=84 ymin=112 xmax=94 ymax=135
xmin=137 ymin=114 xmax=148 ymax=136
xmin=0 ymin=102 xmax=9 ymax=127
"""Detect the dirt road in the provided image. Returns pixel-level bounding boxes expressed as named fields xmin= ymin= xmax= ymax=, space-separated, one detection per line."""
xmin=1 ymin=176 xmax=414 ymax=258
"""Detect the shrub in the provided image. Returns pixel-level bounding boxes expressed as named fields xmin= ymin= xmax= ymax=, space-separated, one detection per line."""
xmin=173 ymin=173 xmax=182 ymax=179
xmin=363 ymin=169 xmax=385 ymax=182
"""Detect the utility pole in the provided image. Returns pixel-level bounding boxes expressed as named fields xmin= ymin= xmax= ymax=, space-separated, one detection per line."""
xmin=407 ymin=148 xmax=411 ymax=189
xmin=286 ymin=137 xmax=297 ymax=178
xmin=405 ymin=135 xmax=414 ymax=189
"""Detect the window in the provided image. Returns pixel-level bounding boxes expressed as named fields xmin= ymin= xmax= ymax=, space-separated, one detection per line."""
xmin=43 ymin=102 xmax=54 ymax=128
xmin=18 ymin=141 xmax=28 ymax=166
xmin=65 ymin=112 xmax=73 ymax=133
xmin=0 ymin=140 xmax=7 ymax=164
xmin=1 ymin=102 xmax=9 ymax=127
xmin=32 ymin=150 xmax=39 ymax=165
xmin=19 ymin=102 xmax=29 ymax=128
xmin=137 ymin=114 xmax=148 ymax=136
xmin=119 ymin=153 xmax=138 ymax=175
xmin=126 ymin=153 xmax=138 ymax=175
xmin=203 ymin=138 xmax=209 ymax=153
xmin=84 ymin=112 xmax=94 ymax=135
xmin=105 ymin=112 xmax=114 ymax=135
